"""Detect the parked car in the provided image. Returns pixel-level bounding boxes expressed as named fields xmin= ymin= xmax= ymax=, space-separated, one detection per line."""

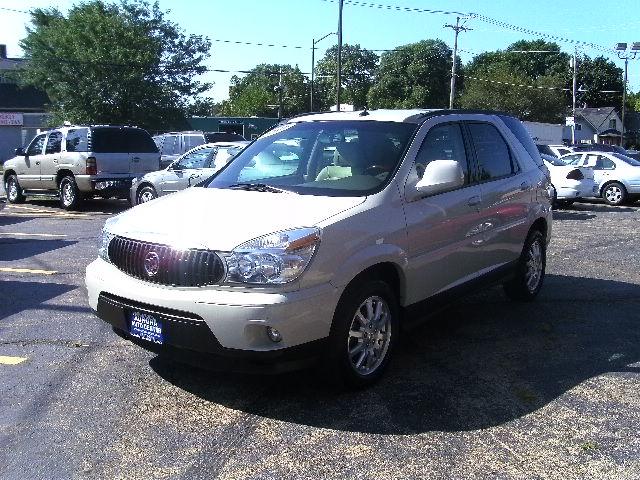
xmin=540 ymin=153 xmax=596 ymax=208
xmin=153 ymin=131 xmax=206 ymax=169
xmin=625 ymin=150 xmax=640 ymax=161
xmin=3 ymin=125 xmax=159 ymax=210
xmin=130 ymin=141 xmax=249 ymax=205
xmin=86 ymin=109 xmax=552 ymax=387
xmin=536 ymin=144 xmax=573 ymax=158
xmin=560 ymin=151 xmax=640 ymax=205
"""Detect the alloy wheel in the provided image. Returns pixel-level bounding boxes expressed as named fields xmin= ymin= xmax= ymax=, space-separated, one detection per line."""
xmin=62 ymin=182 xmax=74 ymax=206
xmin=347 ymin=295 xmax=392 ymax=376
xmin=7 ymin=179 xmax=18 ymax=201
xmin=605 ymin=185 xmax=622 ymax=204
xmin=525 ymin=240 xmax=543 ymax=292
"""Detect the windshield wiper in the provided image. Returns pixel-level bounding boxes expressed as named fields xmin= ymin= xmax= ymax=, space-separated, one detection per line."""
xmin=227 ymin=183 xmax=289 ymax=193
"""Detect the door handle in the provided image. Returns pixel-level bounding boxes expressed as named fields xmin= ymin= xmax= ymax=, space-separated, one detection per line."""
xmin=520 ymin=181 xmax=531 ymax=190
xmin=467 ymin=195 xmax=481 ymax=207
xmin=35 ymin=161 xmax=40 ymax=165
xmin=132 ymin=157 xmax=140 ymax=162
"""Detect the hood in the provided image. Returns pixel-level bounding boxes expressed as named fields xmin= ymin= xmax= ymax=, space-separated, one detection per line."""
xmin=106 ymin=187 xmax=365 ymax=251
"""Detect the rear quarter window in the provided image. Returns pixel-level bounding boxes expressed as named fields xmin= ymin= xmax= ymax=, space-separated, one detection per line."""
xmin=66 ymin=128 xmax=89 ymax=152
xmin=499 ymin=115 xmax=544 ymax=167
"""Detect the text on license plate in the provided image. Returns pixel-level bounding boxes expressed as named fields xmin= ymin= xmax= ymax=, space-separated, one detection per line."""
xmin=129 ymin=311 xmax=164 ymax=345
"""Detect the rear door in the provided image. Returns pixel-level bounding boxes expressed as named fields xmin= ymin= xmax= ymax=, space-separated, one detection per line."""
xmin=89 ymin=127 xmax=130 ymax=174
xmin=125 ymin=128 xmax=160 ymax=174
xmin=466 ymin=121 xmax=532 ymax=269
xmin=40 ymin=130 xmax=64 ymax=189
xmin=18 ymin=133 xmax=46 ymax=189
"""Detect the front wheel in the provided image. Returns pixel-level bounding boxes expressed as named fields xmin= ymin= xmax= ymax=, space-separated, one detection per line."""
xmin=503 ymin=230 xmax=546 ymax=302
xmin=602 ymin=182 xmax=627 ymax=206
xmin=326 ymin=279 xmax=399 ymax=388
xmin=136 ymin=185 xmax=157 ymax=205
xmin=59 ymin=176 xmax=83 ymax=210
xmin=5 ymin=175 xmax=25 ymax=204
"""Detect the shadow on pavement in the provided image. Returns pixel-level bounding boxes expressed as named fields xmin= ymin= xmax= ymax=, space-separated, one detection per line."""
xmin=150 ymin=274 xmax=640 ymax=434
xmin=552 ymin=210 xmax=596 ymax=221
xmin=16 ymin=199 xmax=130 ymax=215
xmin=571 ymin=201 xmax=637 ymax=213
xmin=0 ymin=215 xmax=34 ymax=227
xmin=0 ymin=280 xmax=77 ymax=322
xmin=0 ymin=238 xmax=77 ymax=261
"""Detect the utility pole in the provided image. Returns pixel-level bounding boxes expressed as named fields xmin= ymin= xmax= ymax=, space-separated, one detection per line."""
xmin=444 ymin=16 xmax=471 ymax=109
xmin=336 ymin=0 xmax=344 ymax=112
xmin=616 ymin=42 xmax=639 ymax=147
xmin=277 ymin=67 xmax=283 ymax=121
xmin=571 ymin=48 xmax=578 ymax=145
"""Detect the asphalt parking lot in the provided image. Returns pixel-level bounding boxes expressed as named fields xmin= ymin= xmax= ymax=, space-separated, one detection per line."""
xmin=1 ymin=195 xmax=639 ymax=480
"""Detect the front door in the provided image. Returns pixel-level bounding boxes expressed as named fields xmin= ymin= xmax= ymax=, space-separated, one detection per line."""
xmin=17 ymin=133 xmax=46 ymax=189
xmin=40 ymin=130 xmax=64 ymax=190
xmin=402 ymin=120 xmax=485 ymax=304
xmin=160 ymin=146 xmax=216 ymax=194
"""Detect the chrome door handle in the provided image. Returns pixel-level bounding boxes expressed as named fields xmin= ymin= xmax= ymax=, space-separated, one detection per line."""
xmin=35 ymin=161 xmax=40 ymax=165
xmin=467 ymin=195 xmax=481 ymax=207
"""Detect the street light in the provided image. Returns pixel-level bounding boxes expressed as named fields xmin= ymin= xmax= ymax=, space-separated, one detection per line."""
xmin=616 ymin=42 xmax=639 ymax=147
xmin=310 ymin=32 xmax=336 ymax=112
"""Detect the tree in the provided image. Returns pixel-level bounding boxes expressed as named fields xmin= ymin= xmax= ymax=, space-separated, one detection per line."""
xmin=460 ymin=40 xmax=568 ymax=122
xmin=576 ymin=56 xmax=623 ymax=108
xmin=219 ymin=64 xmax=308 ymax=118
xmin=367 ymin=39 xmax=451 ymax=109
xmin=315 ymin=44 xmax=378 ymax=110
xmin=19 ymin=0 xmax=210 ymax=130
xmin=186 ymin=97 xmax=220 ymax=117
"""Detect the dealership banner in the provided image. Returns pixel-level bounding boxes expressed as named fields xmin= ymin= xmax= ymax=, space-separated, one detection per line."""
xmin=0 ymin=113 xmax=24 ymax=126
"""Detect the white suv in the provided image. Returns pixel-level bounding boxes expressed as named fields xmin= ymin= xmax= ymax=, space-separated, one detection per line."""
xmin=86 ymin=109 xmax=552 ymax=387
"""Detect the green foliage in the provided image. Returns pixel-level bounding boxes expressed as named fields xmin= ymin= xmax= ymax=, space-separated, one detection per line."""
xmin=19 ymin=0 xmax=210 ymax=130
xmin=460 ymin=40 xmax=568 ymax=122
xmin=576 ymin=56 xmax=623 ymax=108
xmin=315 ymin=44 xmax=378 ymax=110
xmin=366 ymin=39 xmax=452 ymax=109
xmin=186 ymin=97 xmax=220 ymax=117
xmin=219 ymin=64 xmax=308 ymax=117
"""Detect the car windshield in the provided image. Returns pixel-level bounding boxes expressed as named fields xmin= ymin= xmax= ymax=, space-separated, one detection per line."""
xmin=612 ymin=153 xmax=640 ymax=166
xmin=208 ymin=120 xmax=417 ymax=196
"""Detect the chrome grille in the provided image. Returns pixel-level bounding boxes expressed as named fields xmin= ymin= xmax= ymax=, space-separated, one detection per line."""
xmin=108 ymin=236 xmax=225 ymax=287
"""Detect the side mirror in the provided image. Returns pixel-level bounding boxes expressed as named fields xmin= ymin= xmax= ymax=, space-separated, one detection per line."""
xmin=14 ymin=147 xmax=25 ymax=156
xmin=416 ymin=160 xmax=465 ymax=196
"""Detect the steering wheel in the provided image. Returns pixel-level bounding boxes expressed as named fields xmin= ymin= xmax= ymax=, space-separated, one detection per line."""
xmin=362 ymin=165 xmax=388 ymax=176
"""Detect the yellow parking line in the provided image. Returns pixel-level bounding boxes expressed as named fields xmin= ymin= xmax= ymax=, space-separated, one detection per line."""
xmin=0 ymin=267 xmax=57 ymax=275
xmin=0 ymin=355 xmax=27 ymax=365
xmin=7 ymin=205 xmax=60 ymax=213
xmin=0 ymin=232 xmax=67 ymax=237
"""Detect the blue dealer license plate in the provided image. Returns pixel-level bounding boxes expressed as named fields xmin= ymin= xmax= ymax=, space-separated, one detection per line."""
xmin=129 ymin=311 xmax=164 ymax=345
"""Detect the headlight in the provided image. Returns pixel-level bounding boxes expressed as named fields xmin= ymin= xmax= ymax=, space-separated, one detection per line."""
xmin=224 ymin=227 xmax=320 ymax=284
xmin=98 ymin=227 xmax=115 ymax=262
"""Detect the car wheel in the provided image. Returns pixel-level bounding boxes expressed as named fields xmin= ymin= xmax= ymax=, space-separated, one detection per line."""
xmin=602 ymin=182 xmax=627 ymax=206
xmin=503 ymin=229 xmax=546 ymax=302
xmin=5 ymin=175 xmax=25 ymax=204
xmin=59 ymin=176 xmax=82 ymax=210
xmin=136 ymin=185 xmax=157 ymax=204
xmin=326 ymin=279 xmax=398 ymax=388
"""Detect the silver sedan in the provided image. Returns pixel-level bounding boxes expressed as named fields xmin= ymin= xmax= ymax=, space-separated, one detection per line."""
xmin=130 ymin=141 xmax=249 ymax=205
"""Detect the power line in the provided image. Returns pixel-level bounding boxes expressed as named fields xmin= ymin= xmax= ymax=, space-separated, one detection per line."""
xmin=319 ymin=0 xmax=466 ymax=16
xmin=211 ymin=39 xmax=307 ymax=50
xmin=458 ymin=73 xmax=621 ymax=94
xmin=0 ymin=6 xmax=29 ymax=14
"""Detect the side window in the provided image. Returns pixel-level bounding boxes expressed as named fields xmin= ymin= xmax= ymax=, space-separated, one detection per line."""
xmin=162 ymin=135 xmax=179 ymax=156
xmin=45 ymin=131 xmax=63 ymax=154
xmin=563 ymin=154 xmax=582 ymax=165
xmin=498 ymin=115 xmax=543 ymax=167
xmin=415 ymin=123 xmax=469 ymax=183
xmin=467 ymin=123 xmax=516 ymax=181
xmin=601 ymin=156 xmax=615 ymax=170
xmin=66 ymin=128 xmax=88 ymax=152
xmin=184 ymin=135 xmax=205 ymax=151
xmin=26 ymin=134 xmax=46 ymax=156
xmin=176 ymin=147 xmax=214 ymax=169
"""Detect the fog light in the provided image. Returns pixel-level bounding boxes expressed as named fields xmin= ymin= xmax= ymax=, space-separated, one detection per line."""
xmin=266 ymin=326 xmax=282 ymax=343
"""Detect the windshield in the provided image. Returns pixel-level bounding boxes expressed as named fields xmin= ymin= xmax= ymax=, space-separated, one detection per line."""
xmin=612 ymin=153 xmax=640 ymax=166
xmin=208 ymin=120 xmax=417 ymax=196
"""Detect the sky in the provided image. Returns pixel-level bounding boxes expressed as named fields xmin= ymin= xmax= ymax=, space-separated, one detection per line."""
xmin=1 ymin=0 xmax=640 ymax=104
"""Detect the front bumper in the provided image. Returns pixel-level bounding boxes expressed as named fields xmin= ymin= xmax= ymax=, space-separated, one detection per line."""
xmin=86 ymin=258 xmax=339 ymax=367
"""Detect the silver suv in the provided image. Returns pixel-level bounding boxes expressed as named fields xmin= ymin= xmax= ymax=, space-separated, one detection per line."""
xmin=86 ymin=109 xmax=552 ymax=387
xmin=3 ymin=125 xmax=160 ymax=210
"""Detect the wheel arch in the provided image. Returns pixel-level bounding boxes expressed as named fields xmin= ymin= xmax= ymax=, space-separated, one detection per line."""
xmin=3 ymin=169 xmax=17 ymax=183
xmin=56 ymin=169 xmax=75 ymax=186
xmin=599 ymin=179 xmax=627 ymax=197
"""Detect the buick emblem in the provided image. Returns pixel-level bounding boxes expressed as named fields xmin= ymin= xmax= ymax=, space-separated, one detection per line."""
xmin=144 ymin=251 xmax=160 ymax=277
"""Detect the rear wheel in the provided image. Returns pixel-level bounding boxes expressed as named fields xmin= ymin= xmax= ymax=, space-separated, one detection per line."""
xmin=5 ymin=174 xmax=25 ymax=204
xmin=602 ymin=182 xmax=627 ymax=206
xmin=136 ymin=185 xmax=157 ymax=205
xmin=503 ymin=230 xmax=546 ymax=302
xmin=59 ymin=176 xmax=83 ymax=210
xmin=325 ymin=279 xmax=398 ymax=388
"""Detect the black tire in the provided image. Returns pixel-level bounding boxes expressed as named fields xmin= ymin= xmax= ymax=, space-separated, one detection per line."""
xmin=59 ymin=175 xmax=83 ymax=210
xmin=5 ymin=174 xmax=25 ymax=204
xmin=136 ymin=184 xmax=157 ymax=205
xmin=503 ymin=229 xmax=546 ymax=302
xmin=601 ymin=181 xmax=627 ymax=206
xmin=325 ymin=278 xmax=399 ymax=389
